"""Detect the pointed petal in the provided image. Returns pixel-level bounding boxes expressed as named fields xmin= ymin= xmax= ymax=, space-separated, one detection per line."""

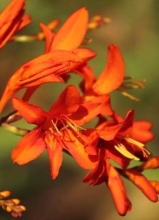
xmin=0 ymin=0 xmax=25 ymax=26
xmin=93 ymin=44 xmax=125 ymax=95
xmin=83 ymin=157 xmax=105 ymax=185
xmin=67 ymin=48 xmax=96 ymax=72
xmin=45 ymin=132 xmax=63 ymax=179
xmin=119 ymin=110 xmax=134 ymax=134
xmin=97 ymin=123 xmax=123 ymax=141
xmin=12 ymin=97 xmax=47 ymax=125
xmin=11 ymin=128 xmax=45 ymax=164
xmin=106 ymin=161 xmax=131 ymax=215
xmin=16 ymin=14 xmax=31 ymax=30
xmin=39 ymin=22 xmax=55 ymax=53
xmin=70 ymin=102 xmax=101 ymax=126
xmin=83 ymin=149 xmax=105 ymax=185
xmin=49 ymin=85 xmax=81 ymax=116
xmin=51 ymin=8 xmax=88 ymax=50
xmin=73 ymin=48 xmax=96 ymax=63
xmin=62 ymin=129 xmax=97 ymax=170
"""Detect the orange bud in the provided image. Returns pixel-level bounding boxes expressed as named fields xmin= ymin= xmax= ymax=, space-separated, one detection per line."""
xmin=137 ymin=157 xmax=159 ymax=171
xmin=125 ymin=169 xmax=158 ymax=202
xmin=0 ymin=191 xmax=10 ymax=199
xmin=107 ymin=164 xmax=131 ymax=215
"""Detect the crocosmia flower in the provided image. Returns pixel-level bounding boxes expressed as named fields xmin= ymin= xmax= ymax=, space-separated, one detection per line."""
xmin=11 ymin=85 xmax=101 ymax=179
xmin=0 ymin=7 xmax=97 ymax=114
xmin=82 ymin=109 xmax=157 ymax=215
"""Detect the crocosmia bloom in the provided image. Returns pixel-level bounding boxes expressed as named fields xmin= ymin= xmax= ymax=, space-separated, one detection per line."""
xmin=11 ymin=85 xmax=101 ymax=179
xmin=0 ymin=0 xmax=31 ymax=49
xmin=0 ymin=7 xmax=97 ymax=114
xmin=82 ymin=109 xmax=156 ymax=215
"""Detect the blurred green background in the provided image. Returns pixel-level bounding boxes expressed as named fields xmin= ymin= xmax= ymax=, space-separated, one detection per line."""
xmin=1 ymin=0 xmax=159 ymax=219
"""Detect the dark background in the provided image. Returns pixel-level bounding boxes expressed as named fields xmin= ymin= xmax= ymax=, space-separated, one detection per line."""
xmin=0 ymin=0 xmax=159 ymax=219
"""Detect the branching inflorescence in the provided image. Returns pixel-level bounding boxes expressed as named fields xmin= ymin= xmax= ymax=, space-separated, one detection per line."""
xmin=0 ymin=0 xmax=159 ymax=217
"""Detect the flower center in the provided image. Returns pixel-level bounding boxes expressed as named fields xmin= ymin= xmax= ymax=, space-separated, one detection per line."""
xmin=43 ymin=115 xmax=83 ymax=137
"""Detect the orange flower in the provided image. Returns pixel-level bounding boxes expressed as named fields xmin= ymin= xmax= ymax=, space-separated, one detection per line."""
xmin=83 ymin=148 xmax=131 ymax=216
xmin=95 ymin=110 xmax=150 ymax=164
xmin=11 ymin=85 xmax=100 ymax=179
xmin=112 ymin=111 xmax=154 ymax=144
xmin=0 ymin=0 xmax=31 ymax=49
xmin=0 ymin=48 xmax=95 ymax=114
xmin=0 ymin=7 xmax=96 ymax=114
xmin=82 ymin=110 xmax=154 ymax=215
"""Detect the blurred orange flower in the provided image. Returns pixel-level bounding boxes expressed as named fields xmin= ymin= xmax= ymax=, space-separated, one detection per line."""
xmin=0 ymin=0 xmax=31 ymax=49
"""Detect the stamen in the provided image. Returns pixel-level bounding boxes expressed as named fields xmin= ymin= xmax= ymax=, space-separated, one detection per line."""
xmin=88 ymin=15 xmax=111 ymax=30
xmin=124 ymin=137 xmax=144 ymax=147
xmin=121 ymin=77 xmax=146 ymax=89
xmin=118 ymin=89 xmax=140 ymax=101
xmin=115 ymin=143 xmax=140 ymax=161
xmin=51 ymin=120 xmax=62 ymax=135
xmin=118 ymin=76 xmax=146 ymax=101
xmin=61 ymin=115 xmax=85 ymax=133
xmin=125 ymin=137 xmax=150 ymax=158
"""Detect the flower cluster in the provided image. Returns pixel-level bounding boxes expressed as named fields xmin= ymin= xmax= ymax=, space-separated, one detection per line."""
xmin=0 ymin=190 xmax=25 ymax=217
xmin=1 ymin=0 xmax=159 ymax=217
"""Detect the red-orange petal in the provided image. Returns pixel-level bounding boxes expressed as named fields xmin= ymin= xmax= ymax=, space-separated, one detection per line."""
xmin=125 ymin=169 xmax=158 ymax=202
xmin=118 ymin=110 xmax=134 ymax=135
xmin=137 ymin=157 xmax=159 ymax=170
xmin=70 ymin=102 xmax=102 ymax=126
xmin=62 ymin=129 xmax=97 ymax=170
xmin=16 ymin=14 xmax=31 ymax=30
xmin=0 ymin=50 xmax=80 ymax=114
xmin=92 ymin=44 xmax=125 ymax=95
xmin=131 ymin=121 xmax=154 ymax=143
xmin=39 ymin=22 xmax=55 ymax=53
xmin=11 ymin=128 xmax=45 ymax=164
xmin=96 ymin=124 xmax=122 ymax=141
xmin=107 ymin=162 xmax=131 ymax=215
xmin=0 ymin=0 xmax=26 ymax=48
xmin=73 ymin=48 xmax=96 ymax=63
xmin=12 ymin=97 xmax=47 ymax=125
xmin=45 ymin=132 xmax=63 ymax=179
xmin=49 ymin=85 xmax=81 ymax=116
xmin=51 ymin=8 xmax=88 ymax=50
